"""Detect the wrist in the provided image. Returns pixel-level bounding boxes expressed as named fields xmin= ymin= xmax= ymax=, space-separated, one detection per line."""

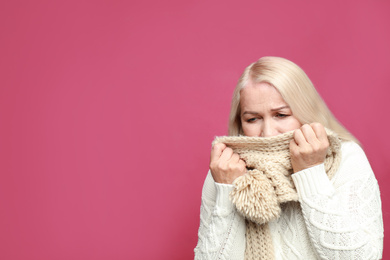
xmin=293 ymin=161 xmax=325 ymax=173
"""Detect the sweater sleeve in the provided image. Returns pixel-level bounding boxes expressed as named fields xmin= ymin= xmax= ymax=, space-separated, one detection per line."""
xmin=292 ymin=141 xmax=384 ymax=260
xmin=194 ymin=171 xmax=246 ymax=260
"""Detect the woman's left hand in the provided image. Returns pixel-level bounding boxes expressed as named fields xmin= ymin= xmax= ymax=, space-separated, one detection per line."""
xmin=290 ymin=123 xmax=329 ymax=173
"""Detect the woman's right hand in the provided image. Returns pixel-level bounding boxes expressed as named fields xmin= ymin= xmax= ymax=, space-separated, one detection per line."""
xmin=209 ymin=143 xmax=247 ymax=184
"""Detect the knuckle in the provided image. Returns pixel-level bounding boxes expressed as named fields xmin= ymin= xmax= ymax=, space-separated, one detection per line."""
xmin=209 ymin=160 xmax=217 ymax=168
xmin=213 ymin=143 xmax=224 ymax=150
xmin=311 ymin=122 xmax=321 ymax=128
xmin=319 ymin=139 xmax=329 ymax=148
xmin=312 ymin=144 xmax=320 ymax=152
xmin=321 ymin=143 xmax=329 ymax=150
xmin=228 ymin=163 xmax=236 ymax=171
xmin=224 ymin=147 xmax=233 ymax=153
xmin=227 ymin=164 xmax=235 ymax=172
xmin=302 ymin=147 xmax=312 ymax=155
xmin=219 ymin=163 xmax=228 ymax=171
xmin=291 ymin=149 xmax=300 ymax=158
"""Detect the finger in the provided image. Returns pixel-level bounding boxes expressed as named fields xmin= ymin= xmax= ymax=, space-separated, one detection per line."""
xmin=238 ymin=159 xmax=246 ymax=166
xmin=289 ymin=139 xmax=297 ymax=149
xmin=219 ymin=147 xmax=234 ymax=161
xmin=230 ymin=153 xmax=240 ymax=163
xmin=310 ymin=122 xmax=328 ymax=143
xmin=238 ymin=159 xmax=247 ymax=172
xmin=300 ymin=124 xmax=318 ymax=144
xmin=293 ymin=129 xmax=307 ymax=146
xmin=289 ymin=139 xmax=299 ymax=154
xmin=210 ymin=143 xmax=226 ymax=160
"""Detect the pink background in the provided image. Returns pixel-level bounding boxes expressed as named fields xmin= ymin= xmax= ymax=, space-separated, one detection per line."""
xmin=1 ymin=1 xmax=389 ymax=259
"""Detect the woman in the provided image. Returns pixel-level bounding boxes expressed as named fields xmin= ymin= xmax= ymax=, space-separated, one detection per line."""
xmin=194 ymin=57 xmax=383 ymax=259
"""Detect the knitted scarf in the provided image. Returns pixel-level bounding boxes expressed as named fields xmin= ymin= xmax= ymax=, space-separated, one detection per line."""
xmin=212 ymin=129 xmax=341 ymax=260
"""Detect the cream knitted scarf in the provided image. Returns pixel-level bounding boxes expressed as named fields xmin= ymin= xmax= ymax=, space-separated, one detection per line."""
xmin=212 ymin=129 xmax=341 ymax=260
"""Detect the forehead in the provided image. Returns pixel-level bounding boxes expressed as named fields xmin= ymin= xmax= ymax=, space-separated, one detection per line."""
xmin=240 ymin=82 xmax=288 ymax=108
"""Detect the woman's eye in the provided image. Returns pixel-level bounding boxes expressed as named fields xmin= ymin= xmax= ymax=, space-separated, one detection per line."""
xmin=276 ymin=114 xmax=288 ymax=118
xmin=247 ymin=118 xmax=256 ymax=123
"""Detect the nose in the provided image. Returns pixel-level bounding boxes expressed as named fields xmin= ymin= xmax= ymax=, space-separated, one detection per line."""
xmin=261 ymin=120 xmax=278 ymax=137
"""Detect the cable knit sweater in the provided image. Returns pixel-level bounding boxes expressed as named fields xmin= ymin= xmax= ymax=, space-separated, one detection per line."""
xmin=194 ymin=141 xmax=384 ymax=259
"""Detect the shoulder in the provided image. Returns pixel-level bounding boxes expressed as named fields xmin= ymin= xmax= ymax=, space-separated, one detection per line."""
xmin=339 ymin=141 xmax=369 ymax=165
xmin=340 ymin=141 xmax=364 ymax=154
xmin=333 ymin=141 xmax=375 ymax=184
xmin=341 ymin=141 xmax=363 ymax=151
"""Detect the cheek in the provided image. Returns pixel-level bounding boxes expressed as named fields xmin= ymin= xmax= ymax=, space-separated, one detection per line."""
xmin=283 ymin=118 xmax=302 ymax=132
xmin=242 ymin=122 xmax=258 ymax=137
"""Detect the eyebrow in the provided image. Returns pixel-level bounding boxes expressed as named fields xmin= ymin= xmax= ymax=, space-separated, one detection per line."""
xmin=242 ymin=106 xmax=291 ymax=115
xmin=270 ymin=105 xmax=290 ymax=111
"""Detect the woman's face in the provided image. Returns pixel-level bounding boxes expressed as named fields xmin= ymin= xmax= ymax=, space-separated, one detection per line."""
xmin=240 ymin=82 xmax=302 ymax=137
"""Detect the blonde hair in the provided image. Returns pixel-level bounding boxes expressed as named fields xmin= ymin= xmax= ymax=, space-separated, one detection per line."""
xmin=229 ymin=56 xmax=359 ymax=144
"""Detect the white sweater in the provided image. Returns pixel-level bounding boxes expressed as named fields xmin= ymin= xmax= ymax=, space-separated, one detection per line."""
xmin=194 ymin=141 xmax=384 ymax=260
